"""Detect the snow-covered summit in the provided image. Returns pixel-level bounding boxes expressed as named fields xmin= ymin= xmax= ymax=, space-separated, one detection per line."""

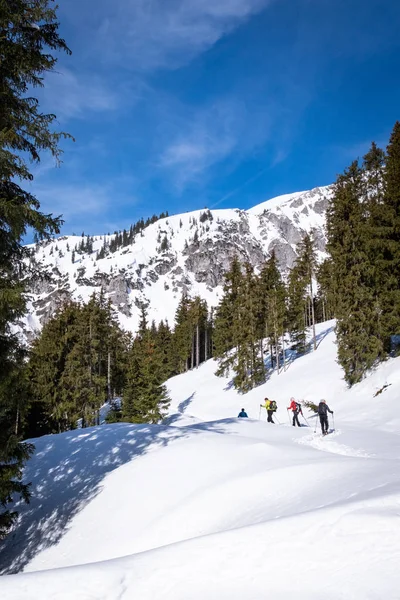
xmin=21 ymin=184 xmax=332 ymax=342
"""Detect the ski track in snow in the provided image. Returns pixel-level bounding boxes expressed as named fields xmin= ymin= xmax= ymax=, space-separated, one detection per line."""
xmin=2 ymin=321 xmax=400 ymax=599
xmin=297 ymin=429 xmax=373 ymax=458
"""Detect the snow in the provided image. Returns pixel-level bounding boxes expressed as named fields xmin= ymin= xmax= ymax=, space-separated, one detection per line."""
xmin=2 ymin=320 xmax=400 ymax=598
xmin=23 ymin=185 xmax=331 ymax=339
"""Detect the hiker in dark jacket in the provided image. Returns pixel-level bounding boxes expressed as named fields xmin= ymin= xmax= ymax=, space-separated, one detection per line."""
xmin=238 ymin=408 xmax=248 ymax=418
xmin=318 ymin=399 xmax=333 ymax=435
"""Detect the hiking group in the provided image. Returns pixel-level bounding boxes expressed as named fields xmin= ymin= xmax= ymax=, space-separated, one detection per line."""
xmin=239 ymin=397 xmax=334 ymax=435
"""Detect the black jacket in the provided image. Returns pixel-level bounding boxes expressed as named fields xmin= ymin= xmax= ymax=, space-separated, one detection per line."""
xmin=318 ymin=402 xmax=332 ymax=416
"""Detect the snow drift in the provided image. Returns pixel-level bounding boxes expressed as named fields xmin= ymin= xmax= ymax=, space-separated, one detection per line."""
xmin=1 ymin=321 xmax=400 ymax=599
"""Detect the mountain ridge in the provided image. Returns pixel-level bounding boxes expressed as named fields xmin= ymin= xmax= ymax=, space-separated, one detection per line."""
xmin=20 ymin=184 xmax=333 ymax=342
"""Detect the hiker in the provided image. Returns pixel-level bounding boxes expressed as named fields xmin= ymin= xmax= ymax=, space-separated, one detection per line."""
xmin=318 ymin=399 xmax=333 ymax=435
xmin=260 ymin=398 xmax=277 ymax=423
xmin=287 ymin=397 xmax=302 ymax=427
xmin=238 ymin=408 xmax=248 ymax=418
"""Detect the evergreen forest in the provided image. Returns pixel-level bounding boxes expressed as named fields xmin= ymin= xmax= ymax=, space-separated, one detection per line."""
xmin=1 ymin=0 xmax=400 ymax=544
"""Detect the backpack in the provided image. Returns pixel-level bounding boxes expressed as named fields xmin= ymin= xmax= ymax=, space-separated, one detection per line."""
xmin=270 ymin=400 xmax=277 ymax=412
xmin=295 ymin=402 xmax=302 ymax=413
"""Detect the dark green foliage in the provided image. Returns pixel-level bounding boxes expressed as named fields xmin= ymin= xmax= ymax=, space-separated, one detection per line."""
xmin=315 ymin=259 xmax=336 ymax=322
xmin=259 ymin=251 xmax=287 ymax=371
xmin=326 ymin=159 xmax=385 ymax=384
xmin=214 ymin=256 xmax=285 ymax=393
xmin=214 ymin=256 xmax=243 ymax=378
xmin=27 ymin=296 xmax=126 ymax=433
xmin=105 ymin=402 xmax=122 ymax=424
xmin=286 ymin=234 xmax=318 ymax=354
xmin=0 ymin=0 xmax=70 ymax=537
xmin=155 ymin=320 xmax=175 ymax=381
xmin=99 ymin=212 xmax=169 ymax=258
xmin=302 ymin=400 xmax=318 ymax=413
xmin=199 ymin=209 xmax=213 ymax=223
xmin=287 ymin=261 xmax=307 ymax=354
xmin=122 ymin=307 xmax=170 ymax=423
xmin=173 ymin=294 xmax=193 ymax=373
xmin=231 ymin=263 xmax=265 ymax=392
xmin=371 ymin=124 xmax=400 ymax=346
xmin=172 ymin=294 xmax=211 ymax=373
xmin=160 ymin=235 xmax=169 ymax=252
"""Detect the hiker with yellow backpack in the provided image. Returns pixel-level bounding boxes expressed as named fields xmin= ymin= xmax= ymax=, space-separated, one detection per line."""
xmin=260 ymin=397 xmax=278 ymax=423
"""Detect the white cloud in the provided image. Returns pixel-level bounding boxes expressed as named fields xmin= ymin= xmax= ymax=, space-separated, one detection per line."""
xmin=41 ymin=69 xmax=119 ymax=120
xmin=159 ymin=97 xmax=272 ymax=189
xmin=33 ymin=182 xmax=113 ymax=221
xmin=159 ymin=100 xmax=240 ymax=188
xmin=96 ymin=0 xmax=272 ymax=69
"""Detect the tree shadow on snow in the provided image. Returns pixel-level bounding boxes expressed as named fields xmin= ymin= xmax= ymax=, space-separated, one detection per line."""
xmin=0 ymin=418 xmax=226 ymax=575
xmin=221 ymin=324 xmax=335 ymax=391
xmin=163 ymin=392 xmax=196 ymax=425
xmin=281 ymin=325 xmax=335 ymax=374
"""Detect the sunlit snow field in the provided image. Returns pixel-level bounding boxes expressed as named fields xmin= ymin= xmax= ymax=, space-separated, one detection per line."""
xmin=1 ymin=321 xmax=400 ymax=599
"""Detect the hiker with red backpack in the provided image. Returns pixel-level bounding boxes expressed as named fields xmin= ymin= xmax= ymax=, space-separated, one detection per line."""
xmin=287 ymin=397 xmax=302 ymax=427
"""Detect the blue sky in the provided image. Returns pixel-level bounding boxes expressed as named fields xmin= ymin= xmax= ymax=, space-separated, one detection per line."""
xmin=31 ymin=0 xmax=400 ymax=235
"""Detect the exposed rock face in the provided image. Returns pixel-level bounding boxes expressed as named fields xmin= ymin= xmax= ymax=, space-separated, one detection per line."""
xmin=19 ymin=184 xmax=332 ymax=342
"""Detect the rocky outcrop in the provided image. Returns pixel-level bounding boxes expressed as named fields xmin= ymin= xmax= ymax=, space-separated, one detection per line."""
xmin=18 ymin=184 xmax=332 ymax=342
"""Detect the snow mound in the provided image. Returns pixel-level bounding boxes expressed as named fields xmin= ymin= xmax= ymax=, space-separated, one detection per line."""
xmin=1 ymin=321 xmax=400 ymax=599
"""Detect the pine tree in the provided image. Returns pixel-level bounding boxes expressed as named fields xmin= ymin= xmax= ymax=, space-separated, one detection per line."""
xmin=296 ymin=233 xmax=318 ymax=350
xmin=0 ymin=0 xmax=70 ymax=536
xmin=173 ymin=294 xmax=193 ymax=373
xmin=287 ymin=262 xmax=307 ymax=354
xmin=156 ymin=320 xmax=176 ymax=380
xmin=372 ymin=124 xmax=400 ymax=347
xmin=188 ymin=296 xmax=208 ymax=369
xmin=27 ymin=297 xmax=126 ymax=433
xmin=316 ymin=259 xmax=336 ymax=322
xmin=259 ymin=251 xmax=287 ymax=372
xmin=27 ymin=303 xmax=81 ymax=434
xmin=233 ymin=263 xmax=264 ymax=392
xmin=122 ymin=308 xmax=170 ymax=423
xmin=326 ymin=161 xmax=383 ymax=384
xmin=214 ymin=257 xmax=243 ymax=377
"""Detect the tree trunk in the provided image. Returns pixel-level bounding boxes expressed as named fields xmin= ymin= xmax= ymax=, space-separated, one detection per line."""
xmin=275 ymin=333 xmax=280 ymax=373
xmin=282 ymin=332 xmax=286 ymax=372
xmin=196 ymin=322 xmax=200 ymax=368
xmin=15 ymin=403 xmax=19 ymax=436
xmin=310 ymin=277 xmax=316 ymax=351
xmin=259 ymin=338 xmax=265 ymax=380
xmin=107 ymin=351 xmax=111 ymax=402
xmin=205 ymin=326 xmax=208 ymax=361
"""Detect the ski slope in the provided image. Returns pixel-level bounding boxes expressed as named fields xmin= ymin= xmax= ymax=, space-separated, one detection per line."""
xmin=1 ymin=321 xmax=400 ymax=599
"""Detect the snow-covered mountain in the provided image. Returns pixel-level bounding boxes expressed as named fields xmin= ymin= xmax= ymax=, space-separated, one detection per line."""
xmin=21 ymin=185 xmax=332 ymax=342
xmin=2 ymin=320 xmax=400 ymax=599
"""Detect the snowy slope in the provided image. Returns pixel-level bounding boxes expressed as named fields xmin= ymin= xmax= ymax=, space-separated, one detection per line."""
xmin=1 ymin=321 xmax=400 ymax=599
xmin=20 ymin=185 xmax=331 ymax=342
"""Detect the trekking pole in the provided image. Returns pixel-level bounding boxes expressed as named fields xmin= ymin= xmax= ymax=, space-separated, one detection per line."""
xmin=332 ymin=413 xmax=335 ymax=431
xmin=258 ymin=406 xmax=261 ymax=420
xmin=313 ymin=413 xmax=318 ymax=434
xmin=287 ymin=408 xmax=291 ymax=425
xmin=302 ymin=413 xmax=310 ymax=427
xmin=275 ymin=414 xmax=281 ymax=425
